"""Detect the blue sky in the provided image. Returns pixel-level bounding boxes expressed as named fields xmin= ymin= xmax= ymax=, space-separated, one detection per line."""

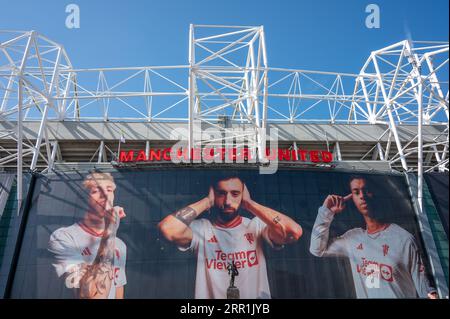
xmin=1 ymin=0 xmax=448 ymax=71
xmin=1 ymin=0 xmax=448 ymax=122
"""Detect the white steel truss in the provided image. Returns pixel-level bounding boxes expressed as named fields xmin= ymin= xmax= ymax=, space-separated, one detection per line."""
xmin=0 ymin=25 xmax=449 ymax=210
xmin=0 ymin=30 xmax=73 ymax=205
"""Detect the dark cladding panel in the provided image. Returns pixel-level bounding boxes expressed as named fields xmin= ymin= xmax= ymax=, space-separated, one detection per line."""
xmin=7 ymin=169 xmax=439 ymax=299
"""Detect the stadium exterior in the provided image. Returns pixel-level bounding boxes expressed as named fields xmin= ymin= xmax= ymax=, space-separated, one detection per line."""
xmin=0 ymin=25 xmax=448 ymax=298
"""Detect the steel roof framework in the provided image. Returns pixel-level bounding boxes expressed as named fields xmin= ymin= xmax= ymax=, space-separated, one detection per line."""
xmin=0 ymin=25 xmax=449 ymax=210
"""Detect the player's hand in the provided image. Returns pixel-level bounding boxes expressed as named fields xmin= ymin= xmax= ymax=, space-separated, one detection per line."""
xmin=323 ymin=194 xmax=352 ymax=214
xmin=428 ymin=292 xmax=439 ymax=299
xmin=104 ymin=204 xmax=125 ymax=233
xmin=206 ymin=186 xmax=215 ymax=210
xmin=115 ymin=206 xmax=126 ymax=219
xmin=241 ymin=184 xmax=253 ymax=210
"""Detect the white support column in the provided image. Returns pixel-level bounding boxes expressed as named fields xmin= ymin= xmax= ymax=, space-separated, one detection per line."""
xmin=188 ymin=24 xmax=195 ymax=159
xmin=16 ymin=32 xmax=34 ymax=214
xmin=59 ymin=71 xmax=72 ymax=120
xmin=293 ymin=141 xmax=298 ymax=160
xmin=406 ymin=43 xmax=425 ymax=211
xmin=371 ymin=145 xmax=378 ymax=160
xmin=385 ymin=130 xmax=392 ymax=160
xmin=48 ymin=140 xmax=58 ymax=171
xmin=417 ymin=80 xmax=424 ymax=211
xmin=145 ymin=140 xmax=150 ymax=159
xmin=30 ymin=104 xmax=50 ymax=169
xmin=30 ymin=47 xmax=62 ymax=170
xmin=259 ymin=26 xmax=269 ymax=162
xmin=377 ymin=142 xmax=385 ymax=161
xmin=334 ymin=141 xmax=342 ymax=161
xmin=17 ymin=79 xmax=23 ymax=215
xmin=98 ymin=141 xmax=105 ymax=163
xmin=372 ymin=55 xmax=409 ymax=171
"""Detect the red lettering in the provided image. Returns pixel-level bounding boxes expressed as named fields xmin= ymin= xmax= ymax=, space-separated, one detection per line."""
xmin=265 ymin=148 xmax=277 ymax=160
xmin=119 ymin=150 xmax=134 ymax=162
xmin=278 ymin=149 xmax=290 ymax=161
xmin=235 ymin=148 xmax=250 ymax=161
xmin=192 ymin=148 xmax=202 ymax=161
xmin=228 ymin=148 xmax=237 ymax=161
xmin=203 ymin=148 xmax=215 ymax=161
xmin=215 ymin=250 xmax=225 ymax=260
xmin=218 ymin=148 xmax=226 ymax=161
xmin=310 ymin=150 xmax=320 ymax=163
xmin=162 ymin=148 xmax=171 ymax=161
xmin=321 ymin=151 xmax=333 ymax=163
xmin=119 ymin=148 xmax=332 ymax=164
xmin=235 ymin=251 xmax=246 ymax=260
xmin=176 ymin=148 xmax=189 ymax=160
xmin=243 ymin=148 xmax=251 ymax=160
xmin=149 ymin=149 xmax=161 ymax=161
xmin=206 ymin=259 xmax=215 ymax=269
xmin=298 ymin=150 xmax=307 ymax=161
xmin=135 ymin=150 xmax=147 ymax=161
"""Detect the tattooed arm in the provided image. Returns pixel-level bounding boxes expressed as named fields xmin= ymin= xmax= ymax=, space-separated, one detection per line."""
xmin=78 ymin=207 xmax=124 ymax=299
xmin=242 ymin=184 xmax=302 ymax=245
xmin=158 ymin=187 xmax=214 ymax=249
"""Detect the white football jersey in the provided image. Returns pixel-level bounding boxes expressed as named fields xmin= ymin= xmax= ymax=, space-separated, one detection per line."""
xmin=310 ymin=206 xmax=435 ymax=298
xmin=180 ymin=216 xmax=278 ymax=299
xmin=48 ymin=222 xmax=127 ymax=299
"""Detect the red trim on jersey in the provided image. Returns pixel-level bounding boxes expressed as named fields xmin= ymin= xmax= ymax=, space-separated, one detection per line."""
xmin=214 ymin=215 xmax=243 ymax=229
xmin=78 ymin=222 xmax=104 ymax=237
xmin=366 ymin=223 xmax=391 ymax=235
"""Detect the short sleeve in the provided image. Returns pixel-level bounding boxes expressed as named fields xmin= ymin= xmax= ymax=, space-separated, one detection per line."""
xmin=48 ymin=228 xmax=83 ymax=278
xmin=177 ymin=219 xmax=205 ymax=253
xmin=114 ymin=239 xmax=127 ymax=287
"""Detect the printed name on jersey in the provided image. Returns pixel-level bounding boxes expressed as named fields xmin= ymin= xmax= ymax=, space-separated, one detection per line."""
xmin=356 ymin=257 xmax=394 ymax=282
xmin=206 ymin=249 xmax=259 ymax=270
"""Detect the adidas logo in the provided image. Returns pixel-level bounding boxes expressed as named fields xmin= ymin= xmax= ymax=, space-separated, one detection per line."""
xmin=208 ymin=235 xmax=218 ymax=243
xmin=81 ymin=247 xmax=92 ymax=256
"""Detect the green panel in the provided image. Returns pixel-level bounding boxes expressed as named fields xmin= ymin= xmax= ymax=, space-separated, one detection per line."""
xmin=423 ymin=181 xmax=449 ymax=284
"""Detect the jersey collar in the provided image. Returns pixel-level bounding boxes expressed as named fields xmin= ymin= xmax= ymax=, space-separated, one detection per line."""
xmin=213 ymin=215 xmax=243 ymax=229
xmin=78 ymin=222 xmax=104 ymax=237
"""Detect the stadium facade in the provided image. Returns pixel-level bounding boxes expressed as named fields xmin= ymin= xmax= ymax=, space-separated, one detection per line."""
xmin=0 ymin=25 xmax=448 ymax=299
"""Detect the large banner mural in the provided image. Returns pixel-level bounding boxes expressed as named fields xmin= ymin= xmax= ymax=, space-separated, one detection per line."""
xmin=8 ymin=169 xmax=438 ymax=299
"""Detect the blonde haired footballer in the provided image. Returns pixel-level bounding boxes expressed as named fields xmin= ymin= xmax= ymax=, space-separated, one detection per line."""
xmin=48 ymin=172 xmax=127 ymax=299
